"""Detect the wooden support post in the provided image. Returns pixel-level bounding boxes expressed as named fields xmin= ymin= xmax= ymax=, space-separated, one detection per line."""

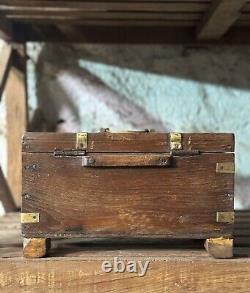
xmin=0 ymin=165 xmax=16 ymax=212
xmin=0 ymin=41 xmax=13 ymax=100
xmin=23 ymin=238 xmax=51 ymax=258
xmin=5 ymin=50 xmax=27 ymax=207
xmin=197 ymin=0 xmax=247 ymax=40
xmin=205 ymin=237 xmax=233 ymax=259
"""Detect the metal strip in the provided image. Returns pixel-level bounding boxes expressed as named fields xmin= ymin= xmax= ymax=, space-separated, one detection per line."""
xmin=21 ymin=213 xmax=40 ymax=224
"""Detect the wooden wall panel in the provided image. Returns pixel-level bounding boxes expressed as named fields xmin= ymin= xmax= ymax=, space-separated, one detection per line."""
xmin=22 ymin=152 xmax=234 ymax=239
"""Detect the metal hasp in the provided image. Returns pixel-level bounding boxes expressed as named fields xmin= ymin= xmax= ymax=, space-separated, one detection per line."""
xmin=76 ymin=132 xmax=87 ymax=150
xmin=216 ymin=212 xmax=234 ymax=224
xmin=170 ymin=133 xmax=182 ymax=150
xmin=21 ymin=213 xmax=40 ymax=224
xmin=216 ymin=162 xmax=235 ymax=174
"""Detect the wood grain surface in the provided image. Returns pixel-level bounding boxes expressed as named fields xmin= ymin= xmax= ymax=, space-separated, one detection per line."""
xmin=82 ymin=153 xmax=172 ymax=167
xmin=22 ymin=152 xmax=234 ymax=239
xmin=22 ymin=132 xmax=234 ymax=153
xmin=1 ymin=213 xmax=250 ymax=292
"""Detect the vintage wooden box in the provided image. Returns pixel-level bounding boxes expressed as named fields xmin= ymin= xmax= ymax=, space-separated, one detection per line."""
xmin=22 ymin=131 xmax=235 ymax=258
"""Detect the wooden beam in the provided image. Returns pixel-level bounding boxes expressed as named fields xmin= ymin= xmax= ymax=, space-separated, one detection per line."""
xmin=0 ymin=1 xmax=209 ymax=13
xmin=1 ymin=242 xmax=250 ymax=291
xmin=0 ymin=41 xmax=12 ymax=100
xmin=1 ymin=211 xmax=249 ymax=292
xmin=12 ymin=23 xmax=250 ymax=44
xmin=0 ymin=17 xmax=12 ymax=41
xmin=197 ymin=0 xmax=247 ymax=40
xmin=5 ymin=61 xmax=27 ymax=208
xmin=0 ymin=166 xmax=16 ymax=212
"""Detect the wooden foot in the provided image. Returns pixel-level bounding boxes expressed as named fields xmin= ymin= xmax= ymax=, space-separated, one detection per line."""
xmin=23 ymin=238 xmax=51 ymax=258
xmin=205 ymin=237 xmax=233 ymax=259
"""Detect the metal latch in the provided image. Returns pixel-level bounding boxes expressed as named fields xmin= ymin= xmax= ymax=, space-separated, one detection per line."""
xmin=21 ymin=213 xmax=40 ymax=224
xmin=170 ymin=133 xmax=182 ymax=150
xmin=216 ymin=212 xmax=234 ymax=224
xmin=76 ymin=132 xmax=87 ymax=150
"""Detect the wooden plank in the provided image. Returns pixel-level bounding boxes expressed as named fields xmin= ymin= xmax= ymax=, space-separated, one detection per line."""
xmin=12 ymin=23 xmax=250 ymax=44
xmin=1 ymin=245 xmax=250 ymax=292
xmin=8 ymin=18 xmax=199 ymax=27
xmin=0 ymin=41 xmax=12 ymax=100
xmin=1 ymin=212 xmax=249 ymax=291
xmin=5 ymin=12 xmax=201 ymax=21
xmin=22 ymin=152 xmax=234 ymax=239
xmin=5 ymin=66 xmax=27 ymax=207
xmin=82 ymin=153 xmax=172 ymax=167
xmin=197 ymin=0 xmax=247 ymax=40
xmin=22 ymin=132 xmax=235 ymax=153
xmin=0 ymin=166 xmax=16 ymax=212
xmin=0 ymin=1 xmax=210 ymax=13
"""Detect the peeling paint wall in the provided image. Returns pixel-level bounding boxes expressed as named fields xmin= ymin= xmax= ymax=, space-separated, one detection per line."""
xmin=1 ymin=43 xmax=250 ymax=212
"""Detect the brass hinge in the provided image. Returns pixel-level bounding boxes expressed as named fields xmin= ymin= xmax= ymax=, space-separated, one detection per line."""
xmin=216 ymin=162 xmax=235 ymax=174
xmin=76 ymin=132 xmax=87 ymax=150
xmin=21 ymin=213 xmax=40 ymax=224
xmin=216 ymin=212 xmax=234 ymax=224
xmin=170 ymin=133 xmax=182 ymax=150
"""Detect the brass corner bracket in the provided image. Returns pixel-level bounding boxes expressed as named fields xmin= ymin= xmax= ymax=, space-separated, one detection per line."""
xmin=216 ymin=162 xmax=235 ymax=174
xmin=21 ymin=213 xmax=40 ymax=224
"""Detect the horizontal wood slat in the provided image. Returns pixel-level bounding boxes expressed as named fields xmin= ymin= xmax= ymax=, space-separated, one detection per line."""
xmin=1 ymin=212 xmax=249 ymax=292
xmin=8 ymin=19 xmax=199 ymax=26
xmin=0 ymin=2 xmax=210 ymax=13
xmin=1 ymin=249 xmax=250 ymax=292
xmin=0 ymin=0 xmax=250 ymax=42
xmin=4 ymin=12 xmax=202 ymax=20
xmin=22 ymin=132 xmax=235 ymax=153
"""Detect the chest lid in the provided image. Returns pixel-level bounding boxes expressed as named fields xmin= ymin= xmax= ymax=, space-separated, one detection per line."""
xmin=22 ymin=130 xmax=234 ymax=154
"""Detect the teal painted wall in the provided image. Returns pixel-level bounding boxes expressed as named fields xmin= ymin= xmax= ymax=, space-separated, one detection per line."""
xmin=1 ymin=43 xmax=250 ymax=212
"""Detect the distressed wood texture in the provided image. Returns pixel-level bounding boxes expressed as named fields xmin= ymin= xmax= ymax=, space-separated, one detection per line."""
xmin=197 ymin=0 xmax=247 ymax=40
xmin=82 ymin=153 xmax=172 ymax=167
xmin=22 ymin=132 xmax=234 ymax=153
xmin=204 ymin=237 xmax=233 ymax=259
xmin=1 ymin=213 xmax=250 ymax=292
xmin=0 ymin=166 xmax=16 ymax=212
xmin=1 ymin=252 xmax=250 ymax=293
xmin=22 ymin=132 xmax=234 ymax=240
xmin=23 ymin=237 xmax=51 ymax=258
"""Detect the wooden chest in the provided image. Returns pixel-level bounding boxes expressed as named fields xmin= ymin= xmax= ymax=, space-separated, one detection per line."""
xmin=21 ymin=131 xmax=235 ymax=258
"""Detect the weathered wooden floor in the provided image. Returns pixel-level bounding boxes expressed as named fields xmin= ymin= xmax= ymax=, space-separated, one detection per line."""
xmin=1 ymin=213 xmax=250 ymax=292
